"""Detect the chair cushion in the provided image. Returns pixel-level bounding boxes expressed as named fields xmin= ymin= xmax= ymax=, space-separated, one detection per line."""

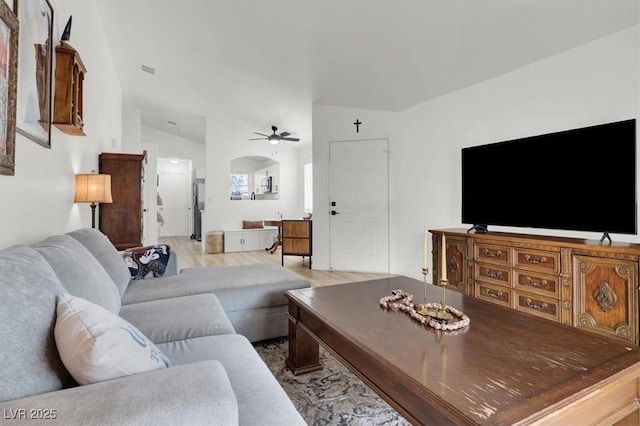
xmin=0 ymin=245 xmax=75 ymax=402
xmin=32 ymin=235 xmax=121 ymax=314
xmin=55 ymin=294 xmax=171 ymax=385
xmin=67 ymin=228 xmax=132 ymax=296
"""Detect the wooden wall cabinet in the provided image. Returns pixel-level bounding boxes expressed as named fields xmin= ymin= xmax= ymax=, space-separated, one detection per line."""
xmin=53 ymin=42 xmax=86 ymax=135
xmin=431 ymin=229 xmax=639 ymax=344
xmin=99 ymin=153 xmax=145 ymax=250
xmin=282 ymin=220 xmax=312 ymax=268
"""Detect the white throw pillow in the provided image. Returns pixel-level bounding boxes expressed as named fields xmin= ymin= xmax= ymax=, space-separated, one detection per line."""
xmin=54 ymin=293 xmax=171 ymax=385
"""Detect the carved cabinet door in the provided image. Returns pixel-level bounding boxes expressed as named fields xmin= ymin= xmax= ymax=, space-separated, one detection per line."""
xmin=433 ymin=234 xmax=471 ymax=295
xmin=573 ymin=255 xmax=638 ymax=344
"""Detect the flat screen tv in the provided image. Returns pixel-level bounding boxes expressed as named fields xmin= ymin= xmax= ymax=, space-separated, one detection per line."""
xmin=461 ymin=119 xmax=637 ymax=237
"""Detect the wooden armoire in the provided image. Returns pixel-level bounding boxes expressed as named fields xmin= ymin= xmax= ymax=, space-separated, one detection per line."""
xmin=99 ymin=152 xmax=146 ymax=250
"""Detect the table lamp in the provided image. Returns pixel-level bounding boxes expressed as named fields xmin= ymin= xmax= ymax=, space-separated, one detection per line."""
xmin=74 ymin=172 xmax=112 ymax=228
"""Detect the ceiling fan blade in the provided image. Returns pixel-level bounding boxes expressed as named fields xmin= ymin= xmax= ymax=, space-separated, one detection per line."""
xmin=281 ymin=137 xmax=300 ymax=142
xmin=278 ymin=131 xmax=291 ymax=138
xmin=249 ymin=137 xmax=268 ymax=140
xmin=253 ymin=132 xmax=269 ymax=137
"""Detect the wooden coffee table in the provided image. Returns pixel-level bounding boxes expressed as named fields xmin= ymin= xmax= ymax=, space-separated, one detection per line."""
xmin=284 ymin=276 xmax=640 ymax=425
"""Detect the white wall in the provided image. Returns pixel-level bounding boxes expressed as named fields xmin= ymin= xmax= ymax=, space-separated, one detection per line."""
xmin=120 ymin=101 xmax=160 ymax=246
xmin=311 ymin=105 xmax=396 ymax=270
xmin=391 ymin=25 xmax=639 ymax=279
xmin=157 ymin=157 xmax=193 ymax=238
xmin=0 ymin=0 xmax=122 ymax=248
xmin=298 ymin=144 xmax=312 ymax=214
xmin=122 ymin=103 xmax=206 ymax=245
xmin=312 ymin=25 xmax=638 ymax=278
xmin=140 ymin=125 xmax=206 ymax=171
xmin=204 ymin=119 xmax=303 ymax=234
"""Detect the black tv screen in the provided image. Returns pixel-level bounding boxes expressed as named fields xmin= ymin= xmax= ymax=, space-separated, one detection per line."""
xmin=461 ymin=119 xmax=637 ymax=235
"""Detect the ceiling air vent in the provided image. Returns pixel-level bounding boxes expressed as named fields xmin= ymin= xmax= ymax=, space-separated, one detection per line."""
xmin=141 ymin=64 xmax=155 ymax=75
xmin=168 ymin=120 xmax=177 ymax=126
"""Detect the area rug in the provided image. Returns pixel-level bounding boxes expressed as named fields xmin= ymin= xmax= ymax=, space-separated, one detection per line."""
xmin=254 ymin=338 xmax=410 ymax=425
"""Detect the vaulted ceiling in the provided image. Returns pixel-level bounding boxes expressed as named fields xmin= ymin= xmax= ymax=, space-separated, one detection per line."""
xmin=95 ymin=1 xmax=639 ymax=145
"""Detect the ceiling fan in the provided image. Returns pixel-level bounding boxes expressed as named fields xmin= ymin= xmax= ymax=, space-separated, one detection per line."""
xmin=250 ymin=126 xmax=300 ymax=145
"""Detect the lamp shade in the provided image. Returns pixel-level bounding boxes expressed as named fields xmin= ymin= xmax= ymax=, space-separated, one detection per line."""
xmin=74 ymin=174 xmax=113 ymax=203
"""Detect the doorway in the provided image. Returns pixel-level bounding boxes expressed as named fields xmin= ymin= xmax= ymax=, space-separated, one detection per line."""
xmin=329 ymin=139 xmax=389 ymax=273
xmin=158 ymin=158 xmax=191 ymax=237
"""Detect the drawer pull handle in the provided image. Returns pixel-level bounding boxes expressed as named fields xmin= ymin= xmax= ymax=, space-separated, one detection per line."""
xmin=484 ymin=269 xmax=504 ymax=279
xmin=525 ymin=276 xmax=548 ymax=288
xmin=526 ymin=298 xmax=548 ymax=310
xmin=485 ymin=289 xmax=503 ymax=299
xmin=524 ymin=254 xmax=547 ymax=264
xmin=483 ymin=249 xmax=503 ymax=258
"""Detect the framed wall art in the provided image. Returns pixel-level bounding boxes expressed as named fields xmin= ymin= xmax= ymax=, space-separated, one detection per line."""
xmin=14 ymin=0 xmax=53 ymax=149
xmin=0 ymin=1 xmax=18 ymax=175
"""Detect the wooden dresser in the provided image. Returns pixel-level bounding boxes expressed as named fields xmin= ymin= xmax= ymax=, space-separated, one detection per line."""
xmin=431 ymin=229 xmax=639 ymax=344
xmin=99 ymin=153 xmax=146 ymax=250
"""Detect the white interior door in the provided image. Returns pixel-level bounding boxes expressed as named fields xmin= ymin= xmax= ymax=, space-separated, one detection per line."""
xmin=329 ymin=139 xmax=389 ymax=273
xmin=158 ymin=172 xmax=189 ymax=237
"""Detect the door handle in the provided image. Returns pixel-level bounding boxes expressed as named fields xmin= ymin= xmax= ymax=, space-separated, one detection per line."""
xmin=331 ymin=211 xmax=340 ymax=215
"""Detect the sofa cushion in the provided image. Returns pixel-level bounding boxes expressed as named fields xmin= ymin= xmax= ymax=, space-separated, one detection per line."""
xmin=158 ymin=334 xmax=306 ymax=426
xmin=119 ymin=294 xmax=235 ymax=344
xmin=55 ymin=294 xmax=171 ymax=386
xmin=224 ymin=306 xmax=288 ymax=343
xmin=32 ymin=235 xmax=121 ymax=314
xmin=0 ymin=245 xmax=75 ymax=402
xmin=67 ymin=228 xmax=132 ymax=296
xmin=0 ymin=361 xmax=238 ymax=425
xmin=122 ymin=263 xmax=309 ymax=311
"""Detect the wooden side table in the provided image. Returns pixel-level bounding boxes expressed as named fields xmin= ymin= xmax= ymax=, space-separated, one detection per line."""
xmin=281 ymin=220 xmax=312 ymax=268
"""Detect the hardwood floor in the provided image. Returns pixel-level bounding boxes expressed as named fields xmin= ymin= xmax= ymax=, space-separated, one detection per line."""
xmin=160 ymin=236 xmax=394 ymax=287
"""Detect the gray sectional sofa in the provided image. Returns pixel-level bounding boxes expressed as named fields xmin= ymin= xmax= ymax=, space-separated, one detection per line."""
xmin=0 ymin=228 xmax=309 ymax=425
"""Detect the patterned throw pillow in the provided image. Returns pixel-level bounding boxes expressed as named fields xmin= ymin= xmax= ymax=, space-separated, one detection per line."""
xmin=54 ymin=294 xmax=171 ymax=385
xmin=123 ymin=245 xmax=171 ymax=279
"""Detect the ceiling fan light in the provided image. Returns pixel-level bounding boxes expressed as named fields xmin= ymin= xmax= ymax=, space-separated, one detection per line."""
xmin=269 ymin=138 xmax=280 ymax=145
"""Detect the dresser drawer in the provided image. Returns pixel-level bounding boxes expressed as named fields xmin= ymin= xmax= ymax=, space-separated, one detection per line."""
xmin=475 ymin=282 xmax=511 ymax=307
xmin=282 ymin=238 xmax=310 ymax=255
xmin=475 ymin=263 xmax=511 ymax=287
xmin=514 ymin=292 xmax=560 ymax=322
xmin=514 ymin=248 xmax=559 ymax=274
xmin=514 ymin=271 xmax=560 ymax=299
xmin=475 ymin=243 xmax=510 ymax=266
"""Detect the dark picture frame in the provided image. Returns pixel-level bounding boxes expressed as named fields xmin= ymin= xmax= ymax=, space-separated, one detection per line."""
xmin=0 ymin=1 xmax=19 ymax=175
xmin=14 ymin=0 xmax=53 ymax=149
